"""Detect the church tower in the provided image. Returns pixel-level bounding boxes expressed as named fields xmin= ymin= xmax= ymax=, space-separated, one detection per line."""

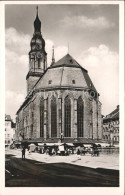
xmin=26 ymin=6 xmax=47 ymax=93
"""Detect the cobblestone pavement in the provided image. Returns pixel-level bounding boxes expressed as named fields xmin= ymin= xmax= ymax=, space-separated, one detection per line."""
xmin=5 ymin=149 xmax=119 ymax=187
xmin=5 ymin=148 xmax=119 ymax=170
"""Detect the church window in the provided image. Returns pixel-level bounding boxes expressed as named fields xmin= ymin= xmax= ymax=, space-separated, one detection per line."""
xmin=51 ymin=96 xmax=57 ymax=137
xmin=77 ymin=97 xmax=84 ymax=137
xmin=38 ymin=58 xmax=41 ymax=68
xmin=48 ymin=80 xmax=52 ymax=84
xmin=32 ymin=112 xmax=34 ymax=123
xmin=64 ymin=96 xmax=71 ymax=137
xmin=40 ymin=99 xmax=44 ymax=137
xmin=30 ymin=58 xmax=34 ymax=69
xmin=72 ymin=80 xmax=75 ymax=84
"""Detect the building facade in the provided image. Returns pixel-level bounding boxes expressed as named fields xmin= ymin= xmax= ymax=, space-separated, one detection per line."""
xmin=16 ymin=9 xmax=102 ymax=143
xmin=5 ymin=114 xmax=16 ymax=146
xmin=103 ymin=105 xmax=119 ymax=145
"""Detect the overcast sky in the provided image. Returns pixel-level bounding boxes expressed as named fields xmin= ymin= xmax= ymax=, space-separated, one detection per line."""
xmin=5 ymin=4 xmax=119 ymax=121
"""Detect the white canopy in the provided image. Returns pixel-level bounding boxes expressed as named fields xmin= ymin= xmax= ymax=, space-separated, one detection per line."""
xmin=54 ymin=143 xmax=64 ymax=146
xmin=83 ymin=144 xmax=92 ymax=148
xmin=29 ymin=143 xmax=36 ymax=146
xmin=38 ymin=143 xmax=44 ymax=146
xmin=96 ymin=143 xmax=110 ymax=147
xmin=45 ymin=143 xmax=55 ymax=146
xmin=66 ymin=143 xmax=74 ymax=146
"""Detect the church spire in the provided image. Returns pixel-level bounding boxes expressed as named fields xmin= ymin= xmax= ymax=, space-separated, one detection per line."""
xmin=36 ymin=5 xmax=38 ymax=16
xmin=51 ymin=46 xmax=55 ymax=66
xmin=27 ymin=6 xmax=47 ymax=93
xmin=34 ymin=6 xmax=41 ymax=33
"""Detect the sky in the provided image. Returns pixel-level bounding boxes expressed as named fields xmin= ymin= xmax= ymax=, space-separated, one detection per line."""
xmin=5 ymin=4 xmax=119 ymax=121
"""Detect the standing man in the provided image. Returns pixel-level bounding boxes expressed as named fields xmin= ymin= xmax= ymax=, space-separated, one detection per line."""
xmin=22 ymin=146 xmax=26 ymax=160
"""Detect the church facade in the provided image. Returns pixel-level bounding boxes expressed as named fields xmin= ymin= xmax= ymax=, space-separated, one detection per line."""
xmin=16 ymin=9 xmax=102 ymax=143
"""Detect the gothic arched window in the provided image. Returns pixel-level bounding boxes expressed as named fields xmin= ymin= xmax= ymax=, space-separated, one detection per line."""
xmin=64 ymin=96 xmax=71 ymax=137
xmin=77 ymin=97 xmax=84 ymax=137
xmin=51 ymin=96 xmax=57 ymax=137
xmin=40 ymin=98 xmax=44 ymax=137
xmin=38 ymin=59 xmax=41 ymax=68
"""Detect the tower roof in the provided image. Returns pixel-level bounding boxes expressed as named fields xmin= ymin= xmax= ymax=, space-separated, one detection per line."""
xmin=34 ymin=6 xmax=41 ymax=33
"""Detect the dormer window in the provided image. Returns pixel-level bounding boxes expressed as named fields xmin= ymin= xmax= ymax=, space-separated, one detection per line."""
xmin=70 ymin=59 xmax=73 ymax=64
xmin=72 ymin=80 xmax=75 ymax=84
xmin=48 ymin=80 xmax=52 ymax=84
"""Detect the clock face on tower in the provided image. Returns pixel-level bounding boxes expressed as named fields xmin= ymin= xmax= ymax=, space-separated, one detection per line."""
xmin=36 ymin=44 xmax=42 ymax=50
xmin=37 ymin=52 xmax=42 ymax=58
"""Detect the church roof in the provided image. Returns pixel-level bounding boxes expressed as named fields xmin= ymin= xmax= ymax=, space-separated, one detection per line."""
xmin=34 ymin=53 xmax=97 ymax=93
xmin=17 ymin=54 xmax=98 ymax=114
xmin=51 ymin=54 xmax=82 ymax=68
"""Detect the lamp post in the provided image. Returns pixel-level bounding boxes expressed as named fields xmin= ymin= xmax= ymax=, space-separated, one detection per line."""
xmin=61 ymin=132 xmax=63 ymax=143
xmin=90 ymin=108 xmax=93 ymax=139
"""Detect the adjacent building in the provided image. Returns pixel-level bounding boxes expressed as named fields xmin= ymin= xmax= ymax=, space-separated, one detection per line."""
xmin=103 ymin=105 xmax=119 ymax=145
xmin=5 ymin=114 xmax=16 ymax=146
xmin=16 ymin=8 xmax=102 ymax=144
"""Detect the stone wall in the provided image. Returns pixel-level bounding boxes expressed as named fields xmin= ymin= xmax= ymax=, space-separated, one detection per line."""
xmin=16 ymin=89 xmax=102 ymax=141
xmin=27 ymin=76 xmax=40 ymax=94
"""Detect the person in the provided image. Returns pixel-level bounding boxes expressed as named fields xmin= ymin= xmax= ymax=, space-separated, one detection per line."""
xmin=77 ymin=148 xmax=81 ymax=160
xmin=22 ymin=146 xmax=26 ymax=160
xmin=90 ymin=147 xmax=94 ymax=156
xmin=77 ymin=148 xmax=80 ymax=155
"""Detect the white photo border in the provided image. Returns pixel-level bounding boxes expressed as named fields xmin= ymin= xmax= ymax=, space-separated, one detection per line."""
xmin=0 ymin=1 xmax=124 ymax=195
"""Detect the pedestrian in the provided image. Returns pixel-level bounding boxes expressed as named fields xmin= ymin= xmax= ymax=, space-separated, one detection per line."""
xmin=22 ymin=146 xmax=26 ymax=160
xmin=77 ymin=149 xmax=81 ymax=160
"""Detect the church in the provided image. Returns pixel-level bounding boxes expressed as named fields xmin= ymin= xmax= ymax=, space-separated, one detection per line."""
xmin=16 ymin=8 xmax=102 ymax=144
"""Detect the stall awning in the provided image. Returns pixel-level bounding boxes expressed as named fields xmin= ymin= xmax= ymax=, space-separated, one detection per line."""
xmin=96 ymin=143 xmax=110 ymax=147
xmin=65 ymin=143 xmax=74 ymax=146
xmin=83 ymin=144 xmax=92 ymax=148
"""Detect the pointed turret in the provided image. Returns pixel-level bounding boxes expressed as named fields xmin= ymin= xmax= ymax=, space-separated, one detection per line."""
xmin=51 ymin=46 xmax=55 ymax=66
